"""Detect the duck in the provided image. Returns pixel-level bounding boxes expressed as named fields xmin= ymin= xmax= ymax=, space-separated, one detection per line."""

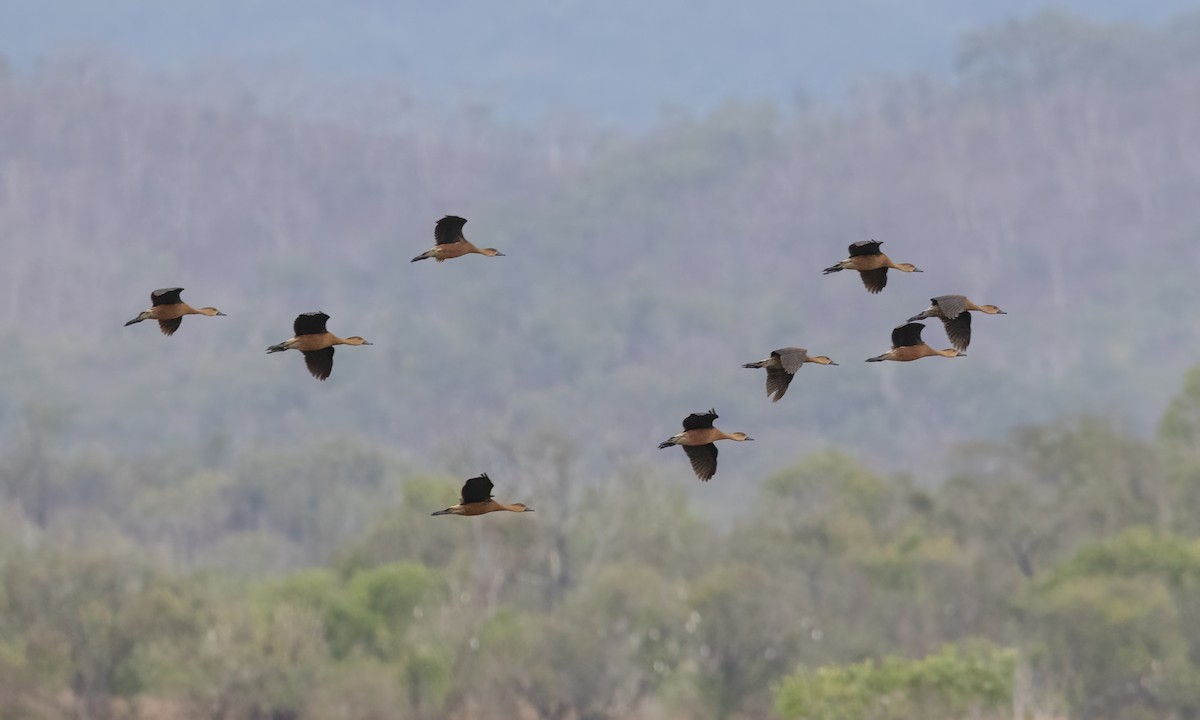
xmin=822 ymin=240 xmax=921 ymax=294
xmin=124 ymin=287 xmax=225 ymax=336
xmin=906 ymin=295 xmax=1006 ymax=352
xmin=266 ymin=312 xmax=372 ymax=380
xmin=742 ymin=347 xmax=838 ymax=402
xmin=411 ymin=215 xmax=505 ymax=262
xmin=431 ymin=473 xmax=533 ymax=516
xmin=658 ymin=409 xmax=753 ymax=481
xmin=866 ymin=322 xmax=965 ymax=362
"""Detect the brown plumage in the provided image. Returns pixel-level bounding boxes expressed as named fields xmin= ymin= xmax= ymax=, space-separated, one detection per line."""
xmin=431 ymin=473 xmax=534 ymax=516
xmin=266 ymin=312 xmax=373 ymax=380
xmin=411 ymin=215 xmax=506 ymax=262
xmin=822 ymin=240 xmax=922 ymax=293
xmin=866 ymin=322 xmax=965 ymax=362
xmin=124 ymin=287 xmax=226 ymax=336
xmin=657 ymin=408 xmax=754 ymax=481
xmin=742 ymin=347 xmax=838 ymax=402
xmin=906 ymin=295 xmax=1006 ymax=352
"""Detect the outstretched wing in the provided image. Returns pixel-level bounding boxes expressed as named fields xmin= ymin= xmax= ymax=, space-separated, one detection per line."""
xmin=303 ymin=347 xmax=335 ymax=380
xmin=157 ymin=318 xmax=182 ymax=336
xmin=859 ymin=268 xmax=888 ymax=293
xmin=461 ymin=473 xmax=494 ymax=504
xmin=294 ymin=312 xmax=330 ymax=336
xmin=765 ymin=368 xmax=795 ymax=402
xmin=773 ymin=348 xmax=808 ymax=375
xmin=151 ymin=288 xmax=184 ymax=306
xmin=941 ymin=312 xmax=973 ymax=352
xmin=682 ymin=408 xmax=718 ymax=430
xmin=931 ymin=295 xmax=968 ymax=319
xmin=848 ymin=240 xmax=883 ymax=257
xmin=435 ymin=215 xmax=468 ymax=245
xmin=891 ymin=322 xmax=926 ymax=349
xmin=683 ymin=444 xmax=718 ymax=481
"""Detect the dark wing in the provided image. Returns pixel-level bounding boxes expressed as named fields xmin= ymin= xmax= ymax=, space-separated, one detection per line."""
xmin=157 ymin=318 xmax=182 ymax=336
xmin=859 ymin=267 xmax=888 ymax=293
xmin=765 ymin=368 xmax=795 ymax=402
xmin=302 ymin=347 xmax=335 ymax=380
xmin=434 ymin=215 xmax=468 ymax=245
xmin=941 ymin=312 xmax=973 ymax=352
xmin=682 ymin=408 xmax=718 ymax=430
xmin=848 ymin=240 xmax=883 ymax=257
xmin=460 ymin=473 xmax=494 ymax=504
xmin=683 ymin=444 xmax=719 ymax=481
xmin=151 ymin=287 xmax=184 ymax=306
xmin=773 ymin=347 xmax=808 ymax=375
xmin=294 ymin=312 xmax=330 ymax=336
xmin=931 ymin=295 xmax=968 ymax=319
xmin=891 ymin=322 xmax=926 ymax=348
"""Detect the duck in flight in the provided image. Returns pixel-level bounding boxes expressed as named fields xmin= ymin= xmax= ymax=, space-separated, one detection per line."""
xmin=266 ymin=312 xmax=372 ymax=380
xmin=906 ymin=295 xmax=1006 ymax=352
xmin=742 ymin=347 xmax=837 ymax=402
xmin=431 ymin=473 xmax=533 ymax=516
xmin=124 ymin=287 xmax=225 ymax=336
xmin=866 ymin=322 xmax=965 ymax=362
xmin=658 ymin=409 xmax=753 ymax=481
xmin=822 ymin=240 xmax=921 ymax=294
xmin=411 ymin=215 xmax=505 ymax=262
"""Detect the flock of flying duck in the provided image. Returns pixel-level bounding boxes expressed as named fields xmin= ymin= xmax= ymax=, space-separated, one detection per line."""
xmin=124 ymin=221 xmax=1005 ymax=515
xmin=657 ymin=238 xmax=1005 ymax=482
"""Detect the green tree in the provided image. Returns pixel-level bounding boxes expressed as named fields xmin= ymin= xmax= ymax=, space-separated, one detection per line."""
xmin=1158 ymin=364 xmax=1200 ymax=533
xmin=0 ymin=404 xmax=71 ymax=528
xmin=687 ymin=564 xmax=801 ymax=720
xmin=775 ymin=642 xmax=1014 ymax=720
xmin=2 ymin=546 xmax=198 ymax=720
xmin=171 ymin=600 xmax=330 ymax=720
xmin=326 ymin=563 xmax=436 ymax=661
xmin=734 ymin=451 xmax=894 ymax=612
xmin=474 ymin=563 xmax=688 ymax=720
xmin=944 ymin=417 xmax=1160 ymax=581
xmin=1022 ymin=528 xmax=1200 ymax=719
xmin=1159 ymin=364 xmax=1200 ymax=446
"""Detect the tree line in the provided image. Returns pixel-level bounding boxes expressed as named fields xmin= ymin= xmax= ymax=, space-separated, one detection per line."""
xmin=1 ymin=10 xmax=1199 ymax=719
xmin=0 ymin=365 xmax=1197 ymax=718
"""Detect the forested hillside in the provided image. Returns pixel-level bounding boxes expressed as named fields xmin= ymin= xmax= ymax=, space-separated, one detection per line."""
xmin=1 ymin=372 xmax=1198 ymax=718
xmin=2 ymin=12 xmax=1199 ymax=486
xmin=0 ymin=10 xmax=1199 ymax=719
xmin=4 ymin=0 xmax=1197 ymax=123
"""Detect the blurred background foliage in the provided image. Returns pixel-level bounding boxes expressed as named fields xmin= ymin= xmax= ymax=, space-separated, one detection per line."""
xmin=0 ymin=8 xmax=1198 ymax=719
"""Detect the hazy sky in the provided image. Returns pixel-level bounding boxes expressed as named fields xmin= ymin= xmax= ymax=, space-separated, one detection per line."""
xmin=4 ymin=1 xmax=1196 ymax=124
